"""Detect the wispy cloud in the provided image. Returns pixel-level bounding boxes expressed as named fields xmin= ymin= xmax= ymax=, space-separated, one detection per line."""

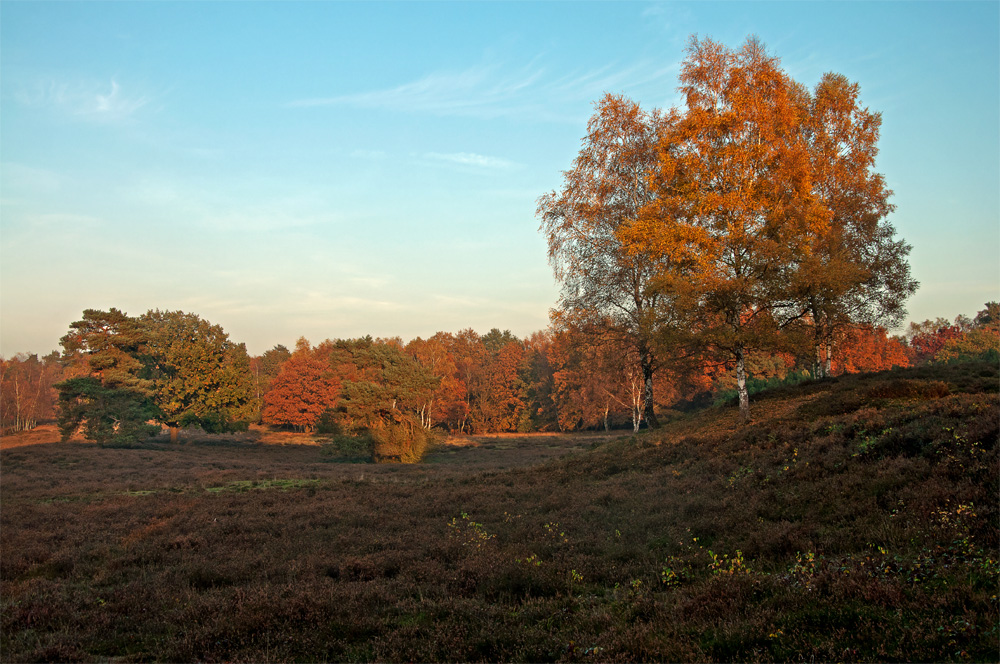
xmin=289 ymin=63 xmax=541 ymax=118
xmin=348 ymin=275 xmax=392 ymax=290
xmin=549 ymin=61 xmax=678 ymax=100
xmin=118 ymin=175 xmax=340 ymax=234
xmin=424 ymin=152 xmax=520 ymax=170
xmin=298 ymin=290 xmax=409 ymax=314
xmin=287 ymin=57 xmax=679 ymax=121
xmin=22 ymin=212 xmax=105 ymax=231
xmin=15 ymin=78 xmax=150 ymax=122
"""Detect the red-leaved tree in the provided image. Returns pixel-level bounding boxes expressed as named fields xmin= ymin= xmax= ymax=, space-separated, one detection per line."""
xmin=261 ymin=339 xmax=339 ymax=432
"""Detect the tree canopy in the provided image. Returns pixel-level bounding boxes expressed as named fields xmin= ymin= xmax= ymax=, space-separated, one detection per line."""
xmin=611 ymin=35 xmax=916 ymax=423
xmin=538 ymin=93 xmax=668 ymax=427
xmin=142 ymin=310 xmax=257 ymax=440
xmin=55 ymin=309 xmax=256 ymax=444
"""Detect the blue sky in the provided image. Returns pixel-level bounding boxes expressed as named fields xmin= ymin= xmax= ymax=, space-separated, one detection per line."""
xmin=2 ymin=1 xmax=997 ymax=356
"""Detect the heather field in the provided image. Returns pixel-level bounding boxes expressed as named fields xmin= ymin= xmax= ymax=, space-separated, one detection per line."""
xmin=1 ymin=361 xmax=997 ymax=662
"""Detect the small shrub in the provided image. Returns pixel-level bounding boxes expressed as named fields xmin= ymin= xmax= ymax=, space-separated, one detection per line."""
xmin=370 ymin=423 xmax=434 ymax=463
xmin=321 ymin=434 xmax=373 ymax=462
xmin=321 ymin=421 xmax=436 ymax=463
xmin=315 ymin=408 xmax=342 ymax=435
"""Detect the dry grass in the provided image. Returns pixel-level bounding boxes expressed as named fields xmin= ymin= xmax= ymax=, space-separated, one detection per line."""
xmin=2 ymin=361 xmax=997 ymax=662
xmin=0 ymin=424 xmax=78 ymax=449
xmin=0 ymin=423 xmax=325 ymax=451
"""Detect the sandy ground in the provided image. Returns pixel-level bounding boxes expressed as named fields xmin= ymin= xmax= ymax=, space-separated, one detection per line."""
xmin=0 ymin=424 xmax=75 ymax=449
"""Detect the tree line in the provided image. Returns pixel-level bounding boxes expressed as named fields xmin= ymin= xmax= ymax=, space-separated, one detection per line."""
xmin=2 ymin=302 xmax=997 ymax=443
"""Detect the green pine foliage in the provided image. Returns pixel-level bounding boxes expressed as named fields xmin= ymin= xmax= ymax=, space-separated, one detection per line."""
xmin=54 ymin=308 xmax=256 ymax=444
xmin=314 ymin=337 xmax=440 ymax=462
xmin=142 ymin=310 xmax=257 ymax=433
xmin=55 ymin=377 xmax=160 ymax=446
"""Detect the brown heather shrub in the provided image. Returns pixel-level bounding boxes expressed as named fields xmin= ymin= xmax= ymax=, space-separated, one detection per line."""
xmin=866 ymin=378 xmax=951 ymax=400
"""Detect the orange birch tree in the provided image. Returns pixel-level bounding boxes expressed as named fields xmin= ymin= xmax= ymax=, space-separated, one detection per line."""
xmin=794 ymin=72 xmax=917 ymax=376
xmin=538 ymin=93 xmax=670 ymax=428
xmin=625 ymin=36 xmax=826 ymax=423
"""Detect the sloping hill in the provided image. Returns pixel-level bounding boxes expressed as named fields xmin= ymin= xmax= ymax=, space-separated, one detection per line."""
xmin=1 ymin=361 xmax=996 ymax=662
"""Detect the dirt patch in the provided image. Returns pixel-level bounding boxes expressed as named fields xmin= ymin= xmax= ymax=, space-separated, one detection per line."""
xmin=0 ymin=424 xmax=80 ymax=449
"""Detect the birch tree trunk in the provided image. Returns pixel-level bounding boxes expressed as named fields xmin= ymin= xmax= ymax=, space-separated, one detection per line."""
xmin=735 ymin=344 xmax=750 ymax=424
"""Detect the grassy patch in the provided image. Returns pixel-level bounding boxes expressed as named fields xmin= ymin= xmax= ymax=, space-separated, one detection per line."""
xmin=204 ymin=478 xmax=320 ymax=493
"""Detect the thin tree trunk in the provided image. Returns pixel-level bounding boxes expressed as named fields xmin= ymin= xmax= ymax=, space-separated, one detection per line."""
xmin=812 ymin=304 xmax=826 ymax=379
xmin=632 ymin=390 xmax=643 ymax=433
xmin=735 ymin=344 xmax=750 ymax=424
xmin=14 ymin=375 xmax=23 ymax=433
xmin=639 ymin=346 xmax=658 ymax=429
xmin=169 ymin=425 xmax=179 ymax=444
xmin=823 ymin=333 xmax=833 ymax=377
xmin=26 ymin=370 xmax=42 ymax=431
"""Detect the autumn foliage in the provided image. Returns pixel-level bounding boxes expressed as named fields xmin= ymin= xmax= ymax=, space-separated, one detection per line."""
xmin=0 ymin=353 xmax=62 ymax=434
xmin=829 ymin=325 xmax=910 ymax=375
xmin=261 ymin=339 xmax=339 ymax=432
xmin=14 ymin=301 xmax=998 ymax=454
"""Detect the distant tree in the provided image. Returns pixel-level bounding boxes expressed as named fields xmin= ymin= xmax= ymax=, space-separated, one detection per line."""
xmin=831 ymin=325 xmax=910 ymax=374
xmin=141 ymin=310 xmax=257 ymax=441
xmin=466 ymin=330 xmax=525 ymax=433
xmin=538 ymin=93 xmax=668 ymax=428
xmin=56 ymin=308 xmax=257 ymax=444
xmin=405 ymin=333 xmax=464 ymax=430
xmin=973 ymin=301 xmax=1000 ymax=330
xmin=906 ymin=318 xmax=962 ymax=365
xmin=445 ymin=329 xmax=486 ymax=432
xmin=0 ymin=352 xmax=63 ymax=434
xmin=55 ymin=309 xmax=159 ymax=444
xmin=933 ymin=328 xmax=999 ymax=363
xmin=517 ymin=330 xmax=558 ymax=432
xmin=326 ymin=337 xmax=439 ymax=461
xmin=262 ymin=338 xmax=339 ymax=433
xmin=932 ymin=303 xmax=1000 ymax=363
xmin=249 ymin=344 xmax=291 ymax=419
xmin=549 ymin=327 xmax=645 ymax=432
xmin=481 ymin=328 xmax=519 ymax=354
